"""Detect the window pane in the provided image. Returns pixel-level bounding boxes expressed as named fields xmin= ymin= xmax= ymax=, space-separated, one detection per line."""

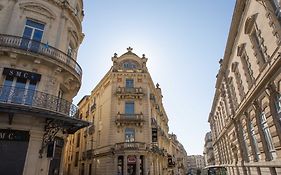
xmin=26 ymin=19 xmax=45 ymax=30
xmin=32 ymin=29 xmax=43 ymax=42
xmin=126 ymin=79 xmax=134 ymax=88
xmin=22 ymin=27 xmax=33 ymax=39
xmin=125 ymin=102 xmax=134 ymax=114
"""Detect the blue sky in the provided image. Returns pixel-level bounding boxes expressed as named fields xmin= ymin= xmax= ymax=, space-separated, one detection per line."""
xmin=74 ymin=0 xmax=236 ymax=155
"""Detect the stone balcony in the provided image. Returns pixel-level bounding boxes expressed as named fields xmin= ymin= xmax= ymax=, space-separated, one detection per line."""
xmin=115 ymin=142 xmax=146 ymax=151
xmin=116 ymin=86 xmax=144 ymax=99
xmin=115 ymin=113 xmax=145 ymax=126
xmin=0 ymin=34 xmax=82 ymax=82
xmin=0 ymin=85 xmax=89 ymax=133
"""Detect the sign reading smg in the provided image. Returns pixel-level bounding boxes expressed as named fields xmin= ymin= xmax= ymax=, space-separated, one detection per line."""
xmin=0 ymin=129 xmax=30 ymax=141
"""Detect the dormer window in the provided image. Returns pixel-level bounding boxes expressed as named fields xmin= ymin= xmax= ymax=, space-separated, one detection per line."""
xmin=123 ymin=62 xmax=136 ymax=69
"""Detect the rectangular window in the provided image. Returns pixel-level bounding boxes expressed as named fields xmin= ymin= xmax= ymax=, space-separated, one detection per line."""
xmin=275 ymin=94 xmax=281 ymax=116
xmin=260 ymin=112 xmax=275 ymax=154
xmin=74 ymin=152 xmax=79 ymax=167
xmin=0 ymin=75 xmax=37 ymax=105
xmin=76 ymin=133 xmax=80 ymax=148
xmin=21 ymin=19 xmax=45 ymax=51
xmin=125 ymin=101 xmax=134 ymax=114
xmin=250 ymin=122 xmax=260 ymax=160
xmin=125 ymin=128 xmax=135 ymax=142
xmin=152 ymin=128 xmax=158 ymax=143
xmin=126 ymin=79 xmax=134 ymax=88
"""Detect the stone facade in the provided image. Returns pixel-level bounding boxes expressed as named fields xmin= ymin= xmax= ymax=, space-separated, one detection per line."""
xmin=208 ymin=0 xmax=281 ymax=174
xmin=0 ymin=0 xmax=88 ymax=175
xmin=64 ymin=48 xmax=188 ymax=175
xmin=186 ymin=155 xmax=205 ymax=175
xmin=203 ymin=131 xmax=215 ymax=167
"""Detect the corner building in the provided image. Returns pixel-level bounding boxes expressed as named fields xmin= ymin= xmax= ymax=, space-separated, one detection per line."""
xmin=209 ymin=0 xmax=281 ymax=175
xmin=0 ymin=0 xmax=88 ymax=175
xmin=64 ymin=48 xmax=187 ymax=175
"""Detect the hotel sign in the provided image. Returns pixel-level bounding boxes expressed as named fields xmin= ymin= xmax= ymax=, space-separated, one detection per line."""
xmin=3 ymin=68 xmax=41 ymax=81
xmin=0 ymin=129 xmax=30 ymax=142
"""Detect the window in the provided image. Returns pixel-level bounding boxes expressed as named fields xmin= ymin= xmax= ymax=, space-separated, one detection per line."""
xmin=250 ymin=121 xmax=260 ymax=161
xmin=76 ymin=133 xmax=80 ymax=148
xmin=275 ymin=94 xmax=281 ymax=117
xmin=74 ymin=152 xmax=79 ymax=167
xmin=272 ymin=0 xmax=281 ymax=11
xmin=126 ymin=79 xmax=134 ymax=88
xmin=123 ymin=61 xmax=136 ymax=69
xmin=260 ymin=112 xmax=275 ymax=157
xmin=242 ymin=127 xmax=249 ymax=161
xmin=0 ymin=75 xmax=37 ymax=105
xmin=125 ymin=101 xmax=134 ymax=114
xmin=21 ymin=19 xmax=45 ymax=51
xmin=125 ymin=128 xmax=135 ymax=142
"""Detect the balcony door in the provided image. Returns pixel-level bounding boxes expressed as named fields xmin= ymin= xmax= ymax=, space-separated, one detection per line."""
xmin=0 ymin=75 xmax=36 ymax=105
xmin=21 ymin=19 xmax=45 ymax=52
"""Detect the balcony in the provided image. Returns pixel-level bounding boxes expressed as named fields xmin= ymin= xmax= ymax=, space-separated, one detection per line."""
xmin=116 ymin=87 xmax=144 ymax=99
xmin=0 ymin=34 xmax=82 ymax=80
xmin=0 ymin=85 xmax=89 ymax=133
xmin=115 ymin=113 xmax=145 ymax=126
xmin=115 ymin=142 xmax=146 ymax=151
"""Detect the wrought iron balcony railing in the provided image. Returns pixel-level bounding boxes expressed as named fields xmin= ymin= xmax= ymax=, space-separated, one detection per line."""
xmin=0 ymin=34 xmax=82 ymax=79
xmin=116 ymin=87 xmax=144 ymax=99
xmin=0 ymin=85 xmax=79 ymax=119
xmin=115 ymin=113 xmax=145 ymax=126
xmin=115 ymin=142 xmax=146 ymax=151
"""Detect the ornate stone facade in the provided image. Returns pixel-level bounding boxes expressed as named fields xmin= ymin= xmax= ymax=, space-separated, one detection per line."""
xmin=208 ymin=0 xmax=281 ymax=174
xmin=0 ymin=0 xmax=88 ymax=175
xmin=203 ymin=132 xmax=215 ymax=167
xmin=64 ymin=48 xmax=188 ymax=175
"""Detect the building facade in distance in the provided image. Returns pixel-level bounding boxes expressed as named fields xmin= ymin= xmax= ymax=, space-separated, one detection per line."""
xmin=209 ymin=0 xmax=281 ymax=174
xmin=186 ymin=155 xmax=205 ymax=175
xmin=0 ymin=0 xmax=88 ymax=175
xmin=203 ymin=131 xmax=215 ymax=167
xmin=64 ymin=48 xmax=188 ymax=175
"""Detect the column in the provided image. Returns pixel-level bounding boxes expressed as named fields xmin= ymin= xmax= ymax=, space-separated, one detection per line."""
xmin=143 ymin=156 xmax=148 ymax=175
xmin=124 ymin=155 xmax=128 ymax=175
xmin=136 ymin=155 xmax=140 ymax=175
xmin=114 ymin=156 xmax=118 ymax=175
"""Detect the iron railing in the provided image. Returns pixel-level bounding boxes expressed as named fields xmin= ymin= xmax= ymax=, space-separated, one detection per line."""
xmin=115 ymin=142 xmax=146 ymax=150
xmin=0 ymin=34 xmax=82 ymax=78
xmin=0 ymin=85 xmax=79 ymax=118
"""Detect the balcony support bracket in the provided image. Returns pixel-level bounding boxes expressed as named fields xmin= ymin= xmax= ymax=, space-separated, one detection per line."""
xmin=39 ymin=119 xmax=63 ymax=158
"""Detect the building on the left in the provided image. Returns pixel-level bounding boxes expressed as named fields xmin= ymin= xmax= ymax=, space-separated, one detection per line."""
xmin=0 ymin=0 xmax=89 ymax=175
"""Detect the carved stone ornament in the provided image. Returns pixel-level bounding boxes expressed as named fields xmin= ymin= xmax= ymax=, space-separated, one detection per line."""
xmin=19 ymin=2 xmax=56 ymax=20
xmin=237 ymin=43 xmax=246 ymax=57
xmin=244 ymin=13 xmax=258 ymax=35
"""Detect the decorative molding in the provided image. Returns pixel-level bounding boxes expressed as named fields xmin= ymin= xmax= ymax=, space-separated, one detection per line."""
xmin=19 ymin=2 xmax=56 ymax=20
xmin=244 ymin=13 xmax=258 ymax=34
xmin=237 ymin=43 xmax=246 ymax=57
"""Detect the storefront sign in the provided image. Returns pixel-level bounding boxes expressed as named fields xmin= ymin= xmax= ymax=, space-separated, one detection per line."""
xmin=127 ymin=156 xmax=136 ymax=163
xmin=3 ymin=68 xmax=41 ymax=81
xmin=0 ymin=129 xmax=30 ymax=142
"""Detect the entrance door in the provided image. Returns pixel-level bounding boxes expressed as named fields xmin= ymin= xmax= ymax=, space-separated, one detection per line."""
xmin=0 ymin=129 xmax=29 ymax=175
xmin=127 ymin=155 xmax=136 ymax=175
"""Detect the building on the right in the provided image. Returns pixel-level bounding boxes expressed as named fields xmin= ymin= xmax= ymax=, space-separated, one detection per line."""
xmin=208 ymin=0 xmax=281 ymax=175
